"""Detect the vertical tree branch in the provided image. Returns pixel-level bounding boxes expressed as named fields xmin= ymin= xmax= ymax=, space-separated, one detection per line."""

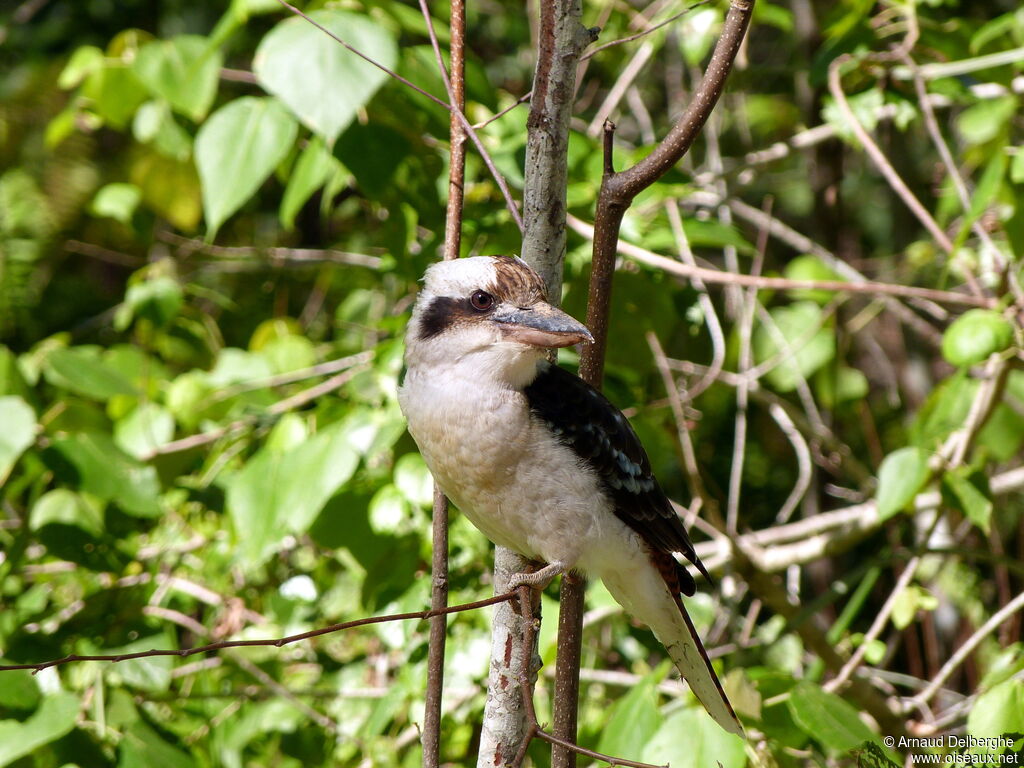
xmin=423 ymin=0 xmax=466 ymax=763
xmin=480 ymin=0 xmax=594 ymax=765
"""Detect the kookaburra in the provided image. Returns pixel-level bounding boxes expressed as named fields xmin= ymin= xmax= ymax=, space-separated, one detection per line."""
xmin=398 ymin=255 xmax=742 ymax=737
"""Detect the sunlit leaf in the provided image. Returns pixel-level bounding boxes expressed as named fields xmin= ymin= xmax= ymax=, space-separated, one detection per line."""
xmin=596 ymin=671 xmax=663 ymax=758
xmin=0 ymin=396 xmax=36 ymax=484
xmin=43 ymin=347 xmax=138 ymax=401
xmin=941 ymin=309 xmax=1014 ymax=368
xmin=30 ymin=489 xmax=104 ymax=537
xmin=133 ymin=35 xmax=222 ymax=121
xmin=227 ymin=421 xmax=360 ymax=568
xmin=787 ymin=681 xmax=889 ymax=757
xmin=642 ymin=705 xmax=746 ymax=768
xmin=91 ymin=182 xmax=141 ymax=224
xmin=49 ymin=433 xmax=161 ymax=517
xmin=253 ymin=10 xmax=397 ymax=143
xmin=194 ymin=97 xmax=298 ymax=238
xmin=876 ymin=446 xmax=929 ymax=520
xmin=0 ymin=693 xmax=79 ymax=767
xmin=752 ymin=301 xmax=836 ymax=392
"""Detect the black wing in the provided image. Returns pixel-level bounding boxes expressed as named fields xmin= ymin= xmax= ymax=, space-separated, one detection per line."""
xmin=524 ymin=361 xmax=711 ymax=595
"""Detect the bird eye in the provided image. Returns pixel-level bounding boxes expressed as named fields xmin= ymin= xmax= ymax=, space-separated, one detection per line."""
xmin=470 ymin=290 xmax=494 ymax=311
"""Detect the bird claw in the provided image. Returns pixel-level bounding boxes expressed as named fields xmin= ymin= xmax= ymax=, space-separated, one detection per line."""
xmin=508 ymin=561 xmax=569 ymax=591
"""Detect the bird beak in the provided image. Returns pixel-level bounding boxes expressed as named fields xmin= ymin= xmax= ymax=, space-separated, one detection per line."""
xmin=493 ymin=302 xmax=594 ymax=348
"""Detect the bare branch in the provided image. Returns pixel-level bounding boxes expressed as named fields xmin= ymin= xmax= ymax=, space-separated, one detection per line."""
xmin=419 ymin=0 xmax=467 ymax=760
xmin=567 ymin=214 xmax=996 ymax=309
xmin=0 ymin=593 xmax=516 ymax=673
xmin=826 ymin=56 xmax=958 ymax=260
xmin=913 ymin=590 xmax=1024 ymax=708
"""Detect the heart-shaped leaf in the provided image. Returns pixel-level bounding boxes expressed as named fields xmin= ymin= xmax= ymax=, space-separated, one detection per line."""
xmin=134 ymin=35 xmax=222 ymax=121
xmin=254 ymin=10 xmax=397 ymax=143
xmin=195 ymin=96 xmax=297 ymax=238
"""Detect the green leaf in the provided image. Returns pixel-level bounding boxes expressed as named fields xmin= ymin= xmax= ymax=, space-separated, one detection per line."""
xmin=257 ymin=334 xmax=316 ymax=375
xmin=642 ymin=706 xmax=746 ymax=768
xmin=114 ymin=403 xmax=175 ymax=459
xmin=43 ymin=347 xmax=138 ymax=400
xmin=752 ymin=301 xmax=836 ymax=392
xmin=132 ymin=101 xmax=193 ymax=162
xmin=49 ymin=433 xmax=161 ymax=517
xmin=91 ymin=183 xmax=141 ymax=224
xmin=822 ymin=89 xmax=884 ymax=141
xmin=106 ymin=636 xmax=175 ymax=693
xmin=119 ymin=721 xmax=195 ymax=768
xmin=81 ymin=64 xmax=149 ymax=129
xmin=851 ymin=741 xmax=902 ymax=768
xmin=253 ymin=10 xmax=397 ymax=143
xmin=280 ymin=136 xmax=334 ymax=230
xmin=815 ymin=366 xmax=869 ymax=408
xmin=891 ymin=585 xmax=938 ymax=630
xmin=333 ymin=121 xmax=411 ymax=199
xmin=0 ymin=692 xmax=79 ymax=767
xmin=0 ymin=396 xmax=36 ymax=484
xmin=393 ymin=453 xmax=433 ymax=507
xmin=58 ymin=45 xmax=105 ymax=89
xmin=977 ymin=403 xmax=1024 ymax=461
xmin=0 ymin=667 xmax=40 ymax=710
xmin=941 ymin=309 xmax=1014 ymax=367
xmin=227 ymin=421 xmax=360 ymax=568
xmin=131 ymin=149 xmax=202 ymax=231
xmin=942 ymin=468 xmax=994 ymax=533
xmin=876 ymin=447 xmax=929 ymax=520
xmin=968 ymin=679 xmax=1024 ymax=738
xmin=30 ymin=489 xmax=104 ymax=537
xmin=784 ymin=254 xmax=845 ymax=304
xmin=116 ymin=276 xmax=184 ymax=330
xmin=194 ymin=96 xmax=298 ymax=238
xmin=368 ymin=484 xmax=409 ymax=534
xmin=133 ymin=35 xmax=222 ymax=121
xmin=596 ymin=672 xmax=663 ymax=758
xmin=956 ymin=97 xmax=1017 ymax=146
xmin=787 ymin=681 xmax=887 ymax=757
xmin=911 ymin=373 xmax=974 ymax=450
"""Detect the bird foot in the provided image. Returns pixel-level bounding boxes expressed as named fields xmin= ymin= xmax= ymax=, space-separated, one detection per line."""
xmin=508 ymin=560 xmax=569 ymax=591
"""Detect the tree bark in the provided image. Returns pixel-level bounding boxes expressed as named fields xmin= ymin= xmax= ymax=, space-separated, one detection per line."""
xmin=478 ymin=1 xmax=593 ymax=765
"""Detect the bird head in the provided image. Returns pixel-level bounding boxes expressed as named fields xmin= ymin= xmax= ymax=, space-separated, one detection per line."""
xmin=404 ymin=256 xmax=593 ymax=385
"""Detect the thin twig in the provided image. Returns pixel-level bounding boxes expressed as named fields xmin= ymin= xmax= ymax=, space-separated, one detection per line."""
xmin=647 ymin=333 xmax=714 ymax=512
xmin=566 ymin=214 xmax=996 ymax=308
xmin=826 ymin=56 xmax=956 ymax=257
xmin=0 ymin=593 xmax=516 ymax=673
xmin=581 ymin=0 xmax=713 ymax=61
xmin=913 ymin=591 xmax=1024 ymax=707
xmin=139 ymin=364 xmax=370 ymax=460
xmin=768 ymin=403 xmax=812 ymax=524
xmin=664 ymin=201 xmax=725 ymax=401
xmin=510 ymin=587 xmax=667 ymax=768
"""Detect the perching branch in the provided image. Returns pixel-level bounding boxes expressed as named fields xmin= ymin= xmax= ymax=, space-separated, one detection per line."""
xmin=509 ymin=587 xmax=668 ymax=768
xmin=477 ymin=0 xmax=594 ymax=763
xmin=418 ymin=0 xmax=467 ymax=761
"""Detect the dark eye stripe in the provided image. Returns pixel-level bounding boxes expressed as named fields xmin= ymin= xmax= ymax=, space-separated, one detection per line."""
xmin=417 ymin=296 xmax=463 ymax=340
xmin=417 ymin=294 xmax=494 ymax=340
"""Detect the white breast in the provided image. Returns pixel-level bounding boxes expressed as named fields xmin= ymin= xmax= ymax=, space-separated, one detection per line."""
xmin=398 ymin=358 xmax=637 ymax=573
